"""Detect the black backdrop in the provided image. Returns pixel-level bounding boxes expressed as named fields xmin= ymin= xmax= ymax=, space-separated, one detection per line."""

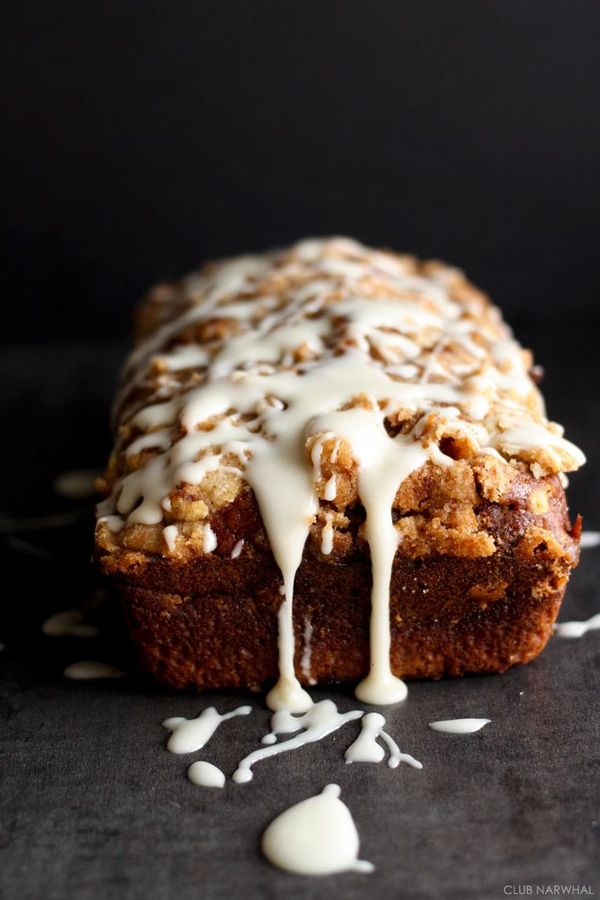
xmin=2 ymin=12 xmax=600 ymax=897
xmin=3 ymin=0 xmax=600 ymax=343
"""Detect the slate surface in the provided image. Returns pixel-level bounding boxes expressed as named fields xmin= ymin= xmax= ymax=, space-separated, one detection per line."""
xmin=1 ymin=325 xmax=599 ymax=900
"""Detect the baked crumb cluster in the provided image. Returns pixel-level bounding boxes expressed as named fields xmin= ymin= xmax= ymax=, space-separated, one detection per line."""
xmin=96 ymin=237 xmax=584 ymax=563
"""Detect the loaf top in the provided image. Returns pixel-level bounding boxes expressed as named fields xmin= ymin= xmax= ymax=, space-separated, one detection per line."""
xmin=96 ymin=236 xmax=584 ymax=562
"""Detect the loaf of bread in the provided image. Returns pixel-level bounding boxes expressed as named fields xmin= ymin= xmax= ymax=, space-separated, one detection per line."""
xmin=95 ymin=237 xmax=584 ymax=711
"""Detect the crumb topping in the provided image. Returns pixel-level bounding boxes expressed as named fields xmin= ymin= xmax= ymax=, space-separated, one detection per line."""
xmin=96 ymin=237 xmax=584 ymax=559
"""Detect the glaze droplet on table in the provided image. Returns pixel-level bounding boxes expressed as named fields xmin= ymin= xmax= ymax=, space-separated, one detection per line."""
xmin=262 ymin=784 xmax=374 ymax=876
xmin=63 ymin=661 xmax=126 ymax=680
xmin=163 ymin=705 xmax=252 ymax=754
xmin=187 ymin=761 xmax=226 ymax=788
xmin=43 ymin=609 xmax=98 ymax=638
xmin=428 ymin=718 xmax=491 ymax=734
xmin=233 ymin=700 xmax=362 ymax=783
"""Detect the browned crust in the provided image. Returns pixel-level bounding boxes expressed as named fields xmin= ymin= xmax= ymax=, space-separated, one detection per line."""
xmin=117 ymin=552 xmax=571 ymax=691
xmin=97 ymin=473 xmax=580 ymax=690
xmin=96 ymin=463 xmax=577 ymax=569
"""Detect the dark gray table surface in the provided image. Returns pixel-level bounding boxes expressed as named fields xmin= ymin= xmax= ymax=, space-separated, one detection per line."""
xmin=1 ymin=326 xmax=599 ymax=900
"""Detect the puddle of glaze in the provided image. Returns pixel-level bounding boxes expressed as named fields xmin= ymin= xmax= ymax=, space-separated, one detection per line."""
xmin=262 ymin=784 xmax=374 ymax=876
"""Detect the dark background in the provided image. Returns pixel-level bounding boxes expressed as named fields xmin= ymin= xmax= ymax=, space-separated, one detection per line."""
xmin=2 ymin=6 xmax=600 ymax=899
xmin=2 ymin=0 xmax=600 ymax=343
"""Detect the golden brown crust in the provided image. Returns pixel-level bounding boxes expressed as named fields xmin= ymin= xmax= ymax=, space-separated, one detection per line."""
xmin=115 ymin=541 xmax=576 ymax=691
xmin=96 ymin=463 xmax=575 ymax=566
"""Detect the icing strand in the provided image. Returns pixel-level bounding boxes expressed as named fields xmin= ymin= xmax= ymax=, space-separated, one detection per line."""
xmin=554 ymin=614 xmax=600 ymax=639
xmin=232 ymin=700 xmax=362 ymax=783
xmin=344 ymin=712 xmax=423 ymax=768
xmin=187 ymin=761 xmax=226 ymax=788
xmin=300 ymin=619 xmax=316 ymax=685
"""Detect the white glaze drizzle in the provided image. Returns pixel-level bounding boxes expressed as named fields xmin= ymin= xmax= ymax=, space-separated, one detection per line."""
xmin=230 ymin=538 xmax=244 ymax=558
xmin=97 ymin=514 xmax=125 ymax=534
xmin=324 ymin=473 xmax=337 ymax=501
xmin=300 ymin=619 xmax=316 ymax=685
xmin=162 ymin=524 xmax=178 ymax=552
xmin=580 ymin=531 xmax=600 ymax=549
xmin=428 ymin=718 xmax=490 ymax=734
xmin=163 ymin=705 xmax=252 ymax=754
xmin=320 ymin=512 xmax=334 ymax=555
xmin=344 ymin=712 xmax=423 ymax=769
xmin=554 ymin=614 xmax=600 ymax=639
xmin=42 ymin=609 xmax=99 ymax=638
xmin=232 ymin=699 xmax=362 ymax=783
xmin=98 ymin=237 xmax=585 ymax=711
xmin=187 ymin=761 xmax=226 ymax=788
xmin=64 ymin=661 xmax=126 ymax=680
xmin=203 ymin=523 xmax=218 ymax=552
xmin=262 ymin=784 xmax=374 ymax=876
